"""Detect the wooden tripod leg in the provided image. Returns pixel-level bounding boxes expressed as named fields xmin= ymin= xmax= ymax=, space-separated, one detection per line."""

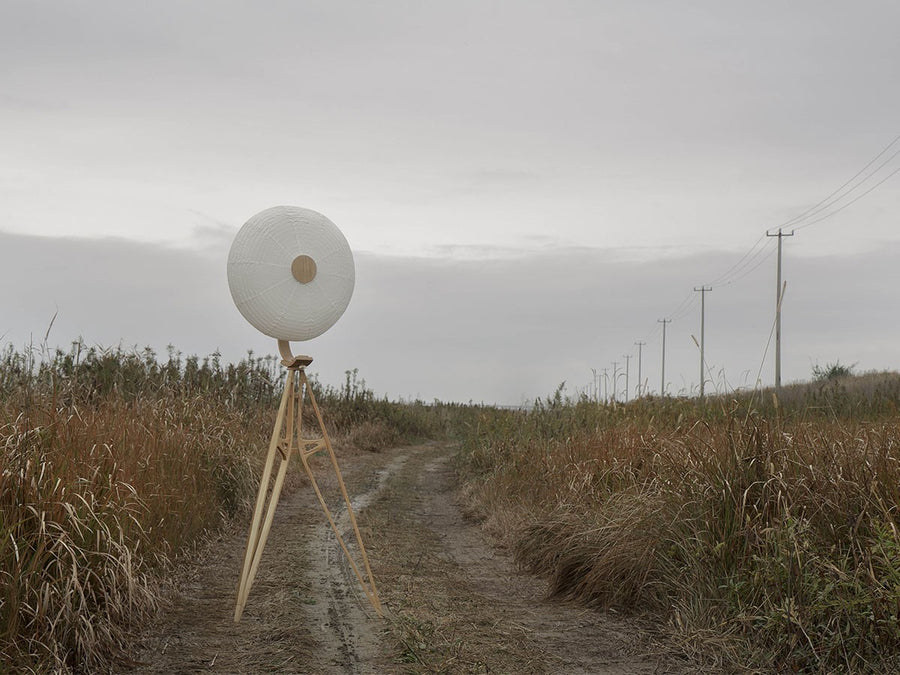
xmin=301 ymin=371 xmax=383 ymax=616
xmin=241 ymin=365 xmax=298 ymax=607
xmin=298 ymin=452 xmax=383 ymax=616
xmin=242 ymin=449 xmax=292 ymax=607
xmin=234 ymin=371 xmax=295 ymax=622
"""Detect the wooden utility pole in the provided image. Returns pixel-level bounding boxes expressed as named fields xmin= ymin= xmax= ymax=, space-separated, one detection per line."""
xmin=611 ymin=361 xmax=619 ymax=402
xmin=634 ymin=341 xmax=645 ymax=398
xmin=767 ymin=228 xmax=794 ymax=395
xmin=623 ymin=354 xmax=632 ymax=403
xmin=657 ymin=319 xmax=670 ymax=396
xmin=693 ymin=286 xmax=712 ymax=401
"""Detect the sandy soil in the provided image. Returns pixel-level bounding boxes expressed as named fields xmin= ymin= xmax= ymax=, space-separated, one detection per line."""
xmin=129 ymin=441 xmax=692 ymax=674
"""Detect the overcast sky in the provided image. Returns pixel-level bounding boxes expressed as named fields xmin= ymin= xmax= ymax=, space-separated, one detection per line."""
xmin=2 ymin=1 xmax=899 ymax=404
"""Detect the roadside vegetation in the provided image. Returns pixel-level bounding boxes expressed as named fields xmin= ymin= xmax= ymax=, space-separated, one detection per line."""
xmin=457 ymin=370 xmax=900 ymax=673
xmin=5 ymin=337 xmax=899 ymax=673
xmin=0 ymin=341 xmax=451 ymax=672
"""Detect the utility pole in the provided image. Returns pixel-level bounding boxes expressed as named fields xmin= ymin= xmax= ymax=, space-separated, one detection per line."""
xmin=623 ymin=354 xmax=631 ymax=403
xmin=767 ymin=228 xmax=794 ymax=396
xmin=611 ymin=361 xmax=619 ymax=402
xmin=634 ymin=341 xmax=645 ymax=398
xmin=657 ymin=319 xmax=670 ymax=396
xmin=602 ymin=368 xmax=608 ymax=403
xmin=693 ymin=286 xmax=712 ymax=401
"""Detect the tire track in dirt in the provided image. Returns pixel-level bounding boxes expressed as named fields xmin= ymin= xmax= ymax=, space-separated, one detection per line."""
xmin=418 ymin=453 xmax=681 ymax=674
xmin=129 ymin=447 xmax=403 ymax=674
xmin=131 ymin=442 xmax=692 ymax=673
xmin=303 ymin=453 xmax=408 ymax=673
xmin=362 ymin=442 xmax=693 ymax=674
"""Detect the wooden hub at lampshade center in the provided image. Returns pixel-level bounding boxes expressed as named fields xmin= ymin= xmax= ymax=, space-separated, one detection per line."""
xmin=291 ymin=255 xmax=317 ymax=283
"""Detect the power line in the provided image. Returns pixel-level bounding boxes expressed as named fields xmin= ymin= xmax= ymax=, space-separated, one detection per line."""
xmin=644 ymin=320 xmax=663 ymax=343
xmin=611 ymin=133 xmax=899 ymax=399
xmin=666 ymin=290 xmax=696 ymax=320
xmin=794 ymin=163 xmax=900 ymax=232
xmin=714 ymin=239 xmax=777 ymax=287
xmin=669 ymin=293 xmax=699 ymax=322
xmin=702 ymin=135 xmax=900 ymax=290
xmin=785 ymin=148 xmax=900 ymax=231
xmin=707 ymin=237 xmax=776 ymax=288
xmin=776 ymin=134 xmax=900 ymax=231
xmin=703 ymin=233 xmax=768 ymax=287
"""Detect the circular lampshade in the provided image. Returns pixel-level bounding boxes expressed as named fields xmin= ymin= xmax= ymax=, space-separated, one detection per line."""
xmin=227 ymin=206 xmax=355 ymax=341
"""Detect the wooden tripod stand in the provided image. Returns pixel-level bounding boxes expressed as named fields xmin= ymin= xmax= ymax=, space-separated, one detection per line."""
xmin=234 ymin=341 xmax=382 ymax=622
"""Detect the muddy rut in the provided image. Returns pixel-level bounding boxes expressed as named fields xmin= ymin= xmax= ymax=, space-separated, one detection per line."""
xmin=131 ymin=442 xmax=689 ymax=674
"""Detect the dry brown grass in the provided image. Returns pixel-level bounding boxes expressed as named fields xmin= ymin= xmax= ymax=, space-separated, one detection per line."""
xmin=342 ymin=419 xmax=403 ymax=453
xmin=0 ymin=390 xmax=269 ymax=670
xmin=0 ymin=342 xmax=451 ymax=671
xmin=459 ymin=388 xmax=900 ymax=673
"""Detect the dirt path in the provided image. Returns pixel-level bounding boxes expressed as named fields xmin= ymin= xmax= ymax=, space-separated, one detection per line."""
xmin=130 ymin=442 xmax=691 ymax=674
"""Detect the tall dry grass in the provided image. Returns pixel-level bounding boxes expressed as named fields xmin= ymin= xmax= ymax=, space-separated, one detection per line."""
xmin=0 ymin=341 xmax=452 ymax=671
xmin=0 ymin=343 xmax=276 ymax=671
xmin=459 ymin=381 xmax=900 ymax=672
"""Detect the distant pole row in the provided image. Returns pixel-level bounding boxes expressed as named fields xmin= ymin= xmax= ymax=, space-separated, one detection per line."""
xmin=596 ymin=231 xmax=794 ymax=401
xmin=593 ymin=131 xmax=900 ymax=400
xmin=592 ymin=135 xmax=900 ymax=402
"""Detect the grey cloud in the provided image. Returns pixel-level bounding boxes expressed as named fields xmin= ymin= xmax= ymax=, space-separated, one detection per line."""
xmin=2 ymin=232 xmax=897 ymax=405
xmin=3 ymin=1 xmax=900 ymax=264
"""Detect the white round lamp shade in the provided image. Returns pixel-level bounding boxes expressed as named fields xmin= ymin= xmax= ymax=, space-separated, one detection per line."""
xmin=227 ymin=206 xmax=355 ymax=341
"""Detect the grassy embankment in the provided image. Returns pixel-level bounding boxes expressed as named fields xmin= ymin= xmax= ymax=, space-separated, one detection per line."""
xmin=457 ymin=372 xmax=900 ymax=672
xmin=0 ymin=342 xmax=452 ymax=672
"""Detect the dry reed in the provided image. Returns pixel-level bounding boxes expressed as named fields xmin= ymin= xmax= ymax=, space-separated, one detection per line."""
xmin=459 ymin=382 xmax=900 ymax=672
xmin=0 ymin=342 xmax=450 ymax=671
